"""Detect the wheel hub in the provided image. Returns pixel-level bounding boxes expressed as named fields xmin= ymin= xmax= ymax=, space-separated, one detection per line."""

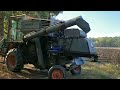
xmin=52 ymin=69 xmax=63 ymax=79
xmin=74 ymin=67 xmax=80 ymax=72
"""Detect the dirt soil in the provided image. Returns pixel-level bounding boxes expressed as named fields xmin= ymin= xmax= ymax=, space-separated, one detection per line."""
xmin=0 ymin=56 xmax=74 ymax=79
xmin=0 ymin=56 xmax=49 ymax=79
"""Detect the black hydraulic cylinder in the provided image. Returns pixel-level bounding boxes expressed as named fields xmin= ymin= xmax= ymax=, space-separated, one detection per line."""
xmin=23 ymin=16 xmax=90 ymax=42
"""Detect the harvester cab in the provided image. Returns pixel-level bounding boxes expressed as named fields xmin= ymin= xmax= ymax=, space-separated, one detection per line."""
xmin=0 ymin=15 xmax=31 ymax=57
xmin=0 ymin=14 xmax=98 ymax=79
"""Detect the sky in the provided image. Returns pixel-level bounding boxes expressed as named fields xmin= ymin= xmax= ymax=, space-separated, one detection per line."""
xmin=55 ymin=11 xmax=120 ymax=38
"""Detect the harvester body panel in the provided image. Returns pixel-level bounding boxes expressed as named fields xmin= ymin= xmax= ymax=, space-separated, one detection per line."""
xmin=0 ymin=14 xmax=98 ymax=78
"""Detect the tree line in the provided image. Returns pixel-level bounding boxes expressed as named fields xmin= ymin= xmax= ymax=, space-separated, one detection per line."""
xmin=91 ymin=36 xmax=120 ymax=47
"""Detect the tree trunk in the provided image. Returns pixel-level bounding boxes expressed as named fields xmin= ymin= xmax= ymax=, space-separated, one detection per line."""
xmin=0 ymin=12 xmax=4 ymax=40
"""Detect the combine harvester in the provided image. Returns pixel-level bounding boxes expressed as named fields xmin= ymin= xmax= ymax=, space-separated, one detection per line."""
xmin=0 ymin=14 xmax=98 ymax=79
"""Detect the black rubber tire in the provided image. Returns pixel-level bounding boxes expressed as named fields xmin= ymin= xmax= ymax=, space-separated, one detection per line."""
xmin=71 ymin=65 xmax=81 ymax=75
xmin=48 ymin=65 xmax=66 ymax=79
xmin=5 ymin=48 xmax=24 ymax=72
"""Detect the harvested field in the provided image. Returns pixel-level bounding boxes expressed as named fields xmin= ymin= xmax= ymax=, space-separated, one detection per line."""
xmin=96 ymin=47 xmax=120 ymax=64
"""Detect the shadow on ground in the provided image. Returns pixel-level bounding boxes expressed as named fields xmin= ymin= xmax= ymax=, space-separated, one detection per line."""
xmin=15 ymin=68 xmax=48 ymax=79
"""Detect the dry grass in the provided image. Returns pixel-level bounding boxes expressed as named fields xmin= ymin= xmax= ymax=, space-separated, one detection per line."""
xmin=0 ymin=61 xmax=120 ymax=79
xmin=67 ymin=62 xmax=120 ymax=79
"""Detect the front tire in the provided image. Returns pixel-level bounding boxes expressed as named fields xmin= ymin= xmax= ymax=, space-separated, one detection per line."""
xmin=5 ymin=48 xmax=24 ymax=72
xmin=48 ymin=65 xmax=66 ymax=79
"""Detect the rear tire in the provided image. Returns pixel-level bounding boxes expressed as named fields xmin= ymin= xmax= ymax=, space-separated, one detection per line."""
xmin=5 ymin=48 xmax=24 ymax=72
xmin=71 ymin=65 xmax=81 ymax=75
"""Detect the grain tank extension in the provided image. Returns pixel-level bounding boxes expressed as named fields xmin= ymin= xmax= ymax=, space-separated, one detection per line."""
xmin=0 ymin=15 xmax=98 ymax=79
